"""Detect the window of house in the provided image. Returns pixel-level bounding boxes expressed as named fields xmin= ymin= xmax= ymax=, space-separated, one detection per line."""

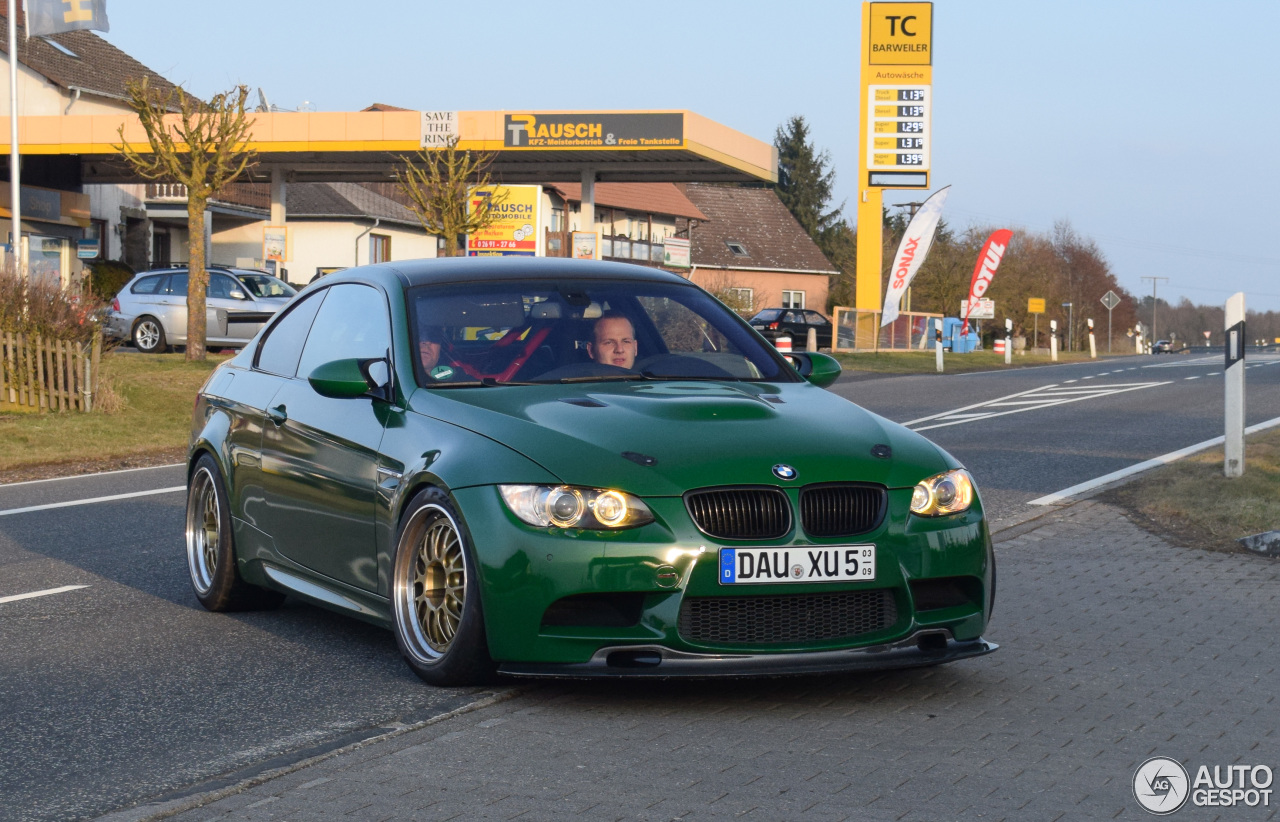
xmin=84 ymin=219 xmax=107 ymax=260
xmin=370 ymin=234 xmax=391 ymax=264
xmin=550 ymin=207 xmax=564 ymax=232
xmin=727 ymin=288 xmax=754 ymax=310
xmin=782 ymin=290 xmax=805 ymax=309
xmin=725 ymin=241 xmax=750 ymax=258
xmin=41 ymin=37 xmax=79 ymax=58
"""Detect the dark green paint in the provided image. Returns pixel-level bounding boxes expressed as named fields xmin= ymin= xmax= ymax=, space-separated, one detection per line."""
xmin=189 ymin=259 xmax=993 ymax=668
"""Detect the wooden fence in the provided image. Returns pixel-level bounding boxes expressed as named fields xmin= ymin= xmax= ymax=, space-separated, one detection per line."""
xmin=0 ymin=332 xmax=102 ymax=412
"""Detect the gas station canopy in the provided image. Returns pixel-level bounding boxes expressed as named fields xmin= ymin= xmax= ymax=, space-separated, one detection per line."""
xmin=1 ymin=109 xmax=777 ymax=185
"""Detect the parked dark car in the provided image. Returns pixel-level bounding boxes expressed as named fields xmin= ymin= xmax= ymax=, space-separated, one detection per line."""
xmin=748 ymin=308 xmax=854 ymax=350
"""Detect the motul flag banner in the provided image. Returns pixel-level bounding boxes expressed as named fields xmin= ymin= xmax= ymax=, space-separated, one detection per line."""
xmin=26 ymin=0 xmax=109 ymax=35
xmin=881 ymin=186 xmax=950 ymax=327
xmin=961 ymin=229 xmax=1013 ymax=334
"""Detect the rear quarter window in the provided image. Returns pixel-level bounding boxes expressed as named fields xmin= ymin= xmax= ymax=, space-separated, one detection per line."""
xmin=130 ymin=275 xmax=165 ymax=295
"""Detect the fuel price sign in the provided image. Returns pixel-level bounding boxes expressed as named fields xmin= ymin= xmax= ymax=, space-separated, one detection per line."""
xmin=867 ymin=85 xmax=931 ymax=172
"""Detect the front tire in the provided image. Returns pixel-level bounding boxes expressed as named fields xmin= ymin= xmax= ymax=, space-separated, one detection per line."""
xmin=186 ymin=453 xmax=285 ymax=611
xmin=392 ymin=487 xmax=494 ymax=686
xmin=132 ymin=316 xmax=167 ymax=353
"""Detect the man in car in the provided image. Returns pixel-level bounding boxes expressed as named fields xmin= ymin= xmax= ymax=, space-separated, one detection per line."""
xmin=588 ymin=312 xmax=638 ymax=369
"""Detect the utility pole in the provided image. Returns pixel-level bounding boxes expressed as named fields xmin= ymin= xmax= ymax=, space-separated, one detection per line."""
xmin=1141 ymin=276 xmax=1169 ymax=345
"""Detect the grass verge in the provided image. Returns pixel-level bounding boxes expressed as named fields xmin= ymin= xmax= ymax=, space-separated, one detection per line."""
xmin=0 ymin=351 xmax=228 ymax=479
xmin=1103 ymin=427 xmax=1280 ymax=552
xmin=833 ymin=349 xmax=1115 ymax=375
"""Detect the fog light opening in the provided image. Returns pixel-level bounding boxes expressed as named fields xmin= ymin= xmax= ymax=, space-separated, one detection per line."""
xmin=917 ymin=632 xmax=948 ymax=654
xmin=605 ymin=650 xmax=662 ymax=668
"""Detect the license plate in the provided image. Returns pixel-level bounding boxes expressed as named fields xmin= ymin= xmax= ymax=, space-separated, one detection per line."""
xmin=718 ymin=546 xmax=875 ymax=585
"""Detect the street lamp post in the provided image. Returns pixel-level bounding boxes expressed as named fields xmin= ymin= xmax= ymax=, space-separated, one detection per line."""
xmin=1061 ymin=302 xmax=1074 ymax=351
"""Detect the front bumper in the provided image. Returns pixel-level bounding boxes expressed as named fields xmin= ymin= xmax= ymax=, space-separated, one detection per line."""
xmin=499 ymin=630 xmax=997 ymax=678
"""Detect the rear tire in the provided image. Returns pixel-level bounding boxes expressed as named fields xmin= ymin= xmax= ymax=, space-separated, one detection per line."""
xmin=186 ymin=453 xmax=285 ymax=611
xmin=391 ymin=487 xmax=495 ymax=686
xmin=132 ymin=316 xmax=167 ymax=353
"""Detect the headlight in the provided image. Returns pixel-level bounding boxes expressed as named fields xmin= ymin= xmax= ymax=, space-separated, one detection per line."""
xmin=909 ymin=469 xmax=976 ymax=517
xmin=499 ymin=484 xmax=655 ymax=530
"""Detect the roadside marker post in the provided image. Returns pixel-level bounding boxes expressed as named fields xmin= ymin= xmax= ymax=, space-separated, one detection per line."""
xmin=1224 ymin=292 xmax=1246 ymax=478
xmin=1087 ymin=318 xmax=1097 ymax=359
xmin=1134 ymin=321 xmax=1143 ymax=354
xmin=935 ymin=326 xmax=944 ymax=373
xmin=1049 ymin=320 xmax=1058 ymax=361
xmin=775 ymin=336 xmax=792 ymax=355
xmin=1004 ymin=317 xmax=1012 ymax=365
xmin=807 ymin=327 xmax=817 ymax=352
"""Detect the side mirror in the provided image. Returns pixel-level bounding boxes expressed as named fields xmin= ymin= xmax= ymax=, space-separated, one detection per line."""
xmin=308 ymin=358 xmax=390 ymax=399
xmin=788 ymin=351 xmax=842 ymax=388
xmin=230 ymin=289 xmax=248 ymax=300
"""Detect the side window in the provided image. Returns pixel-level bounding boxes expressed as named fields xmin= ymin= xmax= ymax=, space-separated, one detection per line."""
xmin=208 ymin=274 xmax=237 ymax=300
xmin=130 ymin=275 xmax=165 ymax=295
xmin=806 ymin=311 xmax=830 ymax=326
xmin=166 ymin=274 xmax=189 ymax=297
xmin=296 ymin=284 xmax=392 ymax=379
xmin=256 ymin=290 xmax=327 ymax=377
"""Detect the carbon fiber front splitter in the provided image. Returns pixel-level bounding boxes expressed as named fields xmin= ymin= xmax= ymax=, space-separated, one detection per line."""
xmin=497 ymin=630 xmax=997 ymax=679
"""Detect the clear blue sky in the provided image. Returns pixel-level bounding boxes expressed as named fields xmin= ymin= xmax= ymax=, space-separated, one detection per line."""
xmin=102 ymin=0 xmax=1280 ymax=312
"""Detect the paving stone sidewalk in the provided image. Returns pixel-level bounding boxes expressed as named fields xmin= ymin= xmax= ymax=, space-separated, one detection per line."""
xmin=145 ymin=502 xmax=1280 ymax=821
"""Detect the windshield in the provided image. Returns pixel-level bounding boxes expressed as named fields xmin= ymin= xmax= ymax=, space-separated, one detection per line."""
xmin=408 ymin=279 xmax=798 ymax=388
xmin=236 ymin=272 xmax=297 ymax=298
xmin=750 ymin=309 xmax=784 ymax=323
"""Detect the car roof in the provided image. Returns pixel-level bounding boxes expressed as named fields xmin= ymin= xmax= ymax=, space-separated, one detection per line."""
xmin=382 ymin=257 xmax=694 ymax=289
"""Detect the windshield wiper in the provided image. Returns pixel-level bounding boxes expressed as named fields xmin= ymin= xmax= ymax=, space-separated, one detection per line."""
xmin=639 ymin=371 xmax=742 ymax=382
xmin=557 ymin=373 xmax=650 ymax=383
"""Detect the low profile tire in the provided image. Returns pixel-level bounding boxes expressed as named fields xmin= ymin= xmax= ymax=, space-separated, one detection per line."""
xmin=392 ymin=487 xmax=495 ymax=686
xmin=132 ymin=316 xmax=167 ymax=353
xmin=185 ymin=453 xmax=285 ymax=611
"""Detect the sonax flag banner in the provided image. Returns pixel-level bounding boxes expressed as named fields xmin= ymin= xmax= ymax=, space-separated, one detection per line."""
xmin=881 ymin=185 xmax=949 ymax=327
xmin=27 ymin=0 xmax=109 ymax=35
xmin=962 ymin=228 xmax=1012 ymax=334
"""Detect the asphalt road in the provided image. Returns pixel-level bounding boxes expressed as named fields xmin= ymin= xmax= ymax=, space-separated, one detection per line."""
xmin=832 ymin=351 xmax=1280 ymax=522
xmin=1 ymin=351 xmax=1276 ymax=821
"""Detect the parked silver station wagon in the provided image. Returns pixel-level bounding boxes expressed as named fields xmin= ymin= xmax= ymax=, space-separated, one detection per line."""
xmin=107 ymin=267 xmax=297 ymax=353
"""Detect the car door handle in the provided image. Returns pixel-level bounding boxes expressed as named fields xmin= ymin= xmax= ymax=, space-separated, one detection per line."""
xmin=267 ymin=404 xmax=288 ymax=425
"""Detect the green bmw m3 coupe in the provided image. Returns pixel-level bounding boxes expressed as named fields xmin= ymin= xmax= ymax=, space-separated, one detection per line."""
xmin=186 ymin=257 xmax=996 ymax=685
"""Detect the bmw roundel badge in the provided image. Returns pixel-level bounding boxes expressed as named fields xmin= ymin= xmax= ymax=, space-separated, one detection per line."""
xmin=772 ymin=464 xmax=798 ymax=481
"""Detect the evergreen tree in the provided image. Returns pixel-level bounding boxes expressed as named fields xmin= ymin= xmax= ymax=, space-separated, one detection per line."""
xmin=774 ymin=116 xmax=842 ymax=240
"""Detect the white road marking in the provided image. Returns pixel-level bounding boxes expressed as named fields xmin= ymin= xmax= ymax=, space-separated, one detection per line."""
xmin=1062 ymin=379 xmax=1078 ymax=384
xmin=1187 ymin=376 xmax=1201 ymax=380
xmin=0 ymin=486 xmax=185 ymax=517
xmin=0 ymin=585 xmax=89 ymax=605
xmin=906 ymin=381 xmax=1171 ymax=433
xmin=0 ymin=462 xmax=184 ymax=489
xmin=1082 ymin=376 xmax=1094 ymax=379
xmin=1029 ymin=415 xmax=1280 ymax=505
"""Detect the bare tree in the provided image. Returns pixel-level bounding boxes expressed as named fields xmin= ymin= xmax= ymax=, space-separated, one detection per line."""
xmin=115 ymin=78 xmax=256 ymax=360
xmin=395 ymin=136 xmax=509 ymax=257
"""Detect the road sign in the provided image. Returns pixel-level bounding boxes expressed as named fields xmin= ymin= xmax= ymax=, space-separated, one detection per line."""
xmin=1100 ymin=290 xmax=1121 ymax=310
xmin=961 ymin=299 xmax=994 ymax=319
xmin=1028 ymin=298 xmax=1045 ymax=314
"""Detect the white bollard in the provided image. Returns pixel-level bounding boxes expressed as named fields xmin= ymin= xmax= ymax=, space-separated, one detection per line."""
xmin=1004 ymin=318 xmax=1013 ymax=365
xmin=1088 ymin=318 xmax=1097 ymax=359
xmin=807 ymin=327 xmax=817 ymax=352
xmin=935 ymin=329 xmax=944 ymax=372
xmin=1225 ymin=293 xmax=1246 ymax=477
xmin=1049 ymin=320 xmax=1058 ymax=361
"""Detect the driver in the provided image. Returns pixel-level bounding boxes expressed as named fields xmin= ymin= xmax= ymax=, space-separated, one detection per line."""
xmin=418 ymin=328 xmax=457 ymax=381
xmin=588 ymin=312 xmax=638 ymax=369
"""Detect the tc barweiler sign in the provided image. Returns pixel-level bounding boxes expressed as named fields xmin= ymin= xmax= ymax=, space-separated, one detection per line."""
xmin=504 ymin=113 xmax=683 ymax=149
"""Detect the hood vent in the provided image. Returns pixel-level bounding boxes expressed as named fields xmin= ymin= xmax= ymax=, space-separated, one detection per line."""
xmin=559 ymin=397 xmax=607 ymax=408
